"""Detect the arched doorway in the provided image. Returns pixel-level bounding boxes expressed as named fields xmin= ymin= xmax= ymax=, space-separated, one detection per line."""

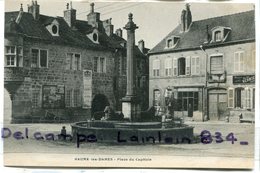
xmin=4 ymin=88 xmax=12 ymax=124
xmin=91 ymin=94 xmax=109 ymax=114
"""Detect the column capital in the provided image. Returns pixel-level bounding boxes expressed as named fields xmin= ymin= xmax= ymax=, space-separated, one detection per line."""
xmin=124 ymin=13 xmax=138 ymax=31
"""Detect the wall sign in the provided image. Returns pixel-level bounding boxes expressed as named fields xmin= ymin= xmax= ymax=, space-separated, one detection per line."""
xmin=83 ymin=70 xmax=92 ymax=108
xmin=233 ymin=75 xmax=255 ymax=84
xmin=42 ymin=85 xmax=65 ymax=108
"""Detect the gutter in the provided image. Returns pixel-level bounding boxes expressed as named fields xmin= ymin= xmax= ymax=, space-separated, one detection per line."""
xmin=147 ymin=38 xmax=255 ymax=56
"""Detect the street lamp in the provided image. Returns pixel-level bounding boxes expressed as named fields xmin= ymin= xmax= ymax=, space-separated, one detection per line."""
xmin=200 ymin=45 xmax=208 ymax=121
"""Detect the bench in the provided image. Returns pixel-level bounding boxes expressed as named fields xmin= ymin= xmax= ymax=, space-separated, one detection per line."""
xmin=239 ymin=113 xmax=255 ymax=123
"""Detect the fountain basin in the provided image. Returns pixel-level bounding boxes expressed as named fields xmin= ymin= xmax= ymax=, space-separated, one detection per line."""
xmin=71 ymin=121 xmax=194 ymax=144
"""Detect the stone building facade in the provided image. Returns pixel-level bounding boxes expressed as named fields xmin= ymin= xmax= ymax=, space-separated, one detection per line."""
xmin=148 ymin=4 xmax=255 ymax=122
xmin=4 ymin=1 xmax=149 ymax=123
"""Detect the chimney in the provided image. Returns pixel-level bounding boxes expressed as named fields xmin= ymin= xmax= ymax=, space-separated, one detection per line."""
xmin=185 ymin=4 xmax=192 ymax=31
xmin=64 ymin=2 xmax=76 ymax=27
xmin=28 ymin=0 xmax=40 ymax=20
xmin=204 ymin=25 xmax=210 ymax=43
xmin=16 ymin=4 xmax=24 ymax=24
xmin=103 ymin=18 xmax=114 ymax=36
xmin=115 ymin=28 xmax=122 ymax=37
xmin=138 ymin=40 xmax=145 ymax=53
xmin=87 ymin=3 xmax=100 ymax=27
xmin=181 ymin=9 xmax=186 ymax=32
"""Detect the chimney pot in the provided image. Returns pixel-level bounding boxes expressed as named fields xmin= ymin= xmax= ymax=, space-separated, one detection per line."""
xmin=90 ymin=3 xmax=94 ymax=13
xmin=138 ymin=40 xmax=145 ymax=53
xmin=28 ymin=0 xmax=40 ymax=20
xmin=64 ymin=2 xmax=76 ymax=27
xmin=116 ymin=28 xmax=122 ymax=37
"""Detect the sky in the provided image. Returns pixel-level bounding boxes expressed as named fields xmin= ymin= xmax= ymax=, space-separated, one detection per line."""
xmin=4 ymin=0 xmax=254 ymax=49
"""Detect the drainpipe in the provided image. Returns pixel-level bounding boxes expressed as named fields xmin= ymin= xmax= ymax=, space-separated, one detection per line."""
xmin=200 ymin=45 xmax=208 ymax=121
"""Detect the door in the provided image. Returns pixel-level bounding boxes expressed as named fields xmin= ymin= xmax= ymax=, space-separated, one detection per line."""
xmin=209 ymin=93 xmax=218 ymax=120
xmin=208 ymin=92 xmax=227 ymax=120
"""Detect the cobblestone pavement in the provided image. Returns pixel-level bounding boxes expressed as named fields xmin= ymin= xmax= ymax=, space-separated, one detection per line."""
xmin=2 ymin=122 xmax=254 ymax=158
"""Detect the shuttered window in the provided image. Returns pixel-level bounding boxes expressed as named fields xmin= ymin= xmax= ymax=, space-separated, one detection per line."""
xmin=228 ymin=88 xmax=234 ymax=108
xmin=152 ymin=59 xmax=160 ymax=77
xmin=178 ymin=57 xmax=186 ymax=75
xmin=191 ymin=56 xmax=200 ymax=75
xmin=210 ymin=56 xmax=223 ymax=74
xmin=165 ymin=58 xmax=172 ymax=76
xmin=186 ymin=56 xmax=190 ymax=75
xmin=234 ymin=51 xmax=244 ymax=72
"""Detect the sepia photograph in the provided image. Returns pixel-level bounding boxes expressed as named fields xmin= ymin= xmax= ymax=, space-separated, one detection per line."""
xmin=2 ymin=0 xmax=256 ymax=169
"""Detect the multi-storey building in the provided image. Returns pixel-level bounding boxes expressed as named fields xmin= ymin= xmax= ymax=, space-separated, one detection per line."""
xmin=148 ymin=4 xmax=255 ymax=122
xmin=4 ymin=1 xmax=149 ymax=123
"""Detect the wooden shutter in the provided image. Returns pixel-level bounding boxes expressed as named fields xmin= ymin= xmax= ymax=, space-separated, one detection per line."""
xmin=173 ymin=58 xmax=177 ymax=76
xmin=240 ymin=52 xmax=244 ymax=72
xmin=191 ymin=57 xmax=196 ymax=75
xmin=196 ymin=57 xmax=200 ymax=74
xmin=186 ymin=56 xmax=190 ymax=75
xmin=210 ymin=56 xmax=223 ymax=74
xmin=228 ymin=88 xmax=234 ymax=108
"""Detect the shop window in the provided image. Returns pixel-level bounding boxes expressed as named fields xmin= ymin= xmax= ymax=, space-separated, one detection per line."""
xmin=31 ymin=49 xmax=48 ymax=68
xmin=210 ymin=55 xmax=223 ymax=74
xmin=153 ymin=89 xmax=161 ymax=106
xmin=152 ymin=59 xmax=160 ymax=77
xmin=234 ymin=51 xmax=244 ymax=72
xmin=176 ymin=92 xmax=198 ymax=111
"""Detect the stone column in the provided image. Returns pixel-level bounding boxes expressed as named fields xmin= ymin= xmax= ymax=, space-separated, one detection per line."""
xmin=122 ymin=13 xmax=139 ymax=121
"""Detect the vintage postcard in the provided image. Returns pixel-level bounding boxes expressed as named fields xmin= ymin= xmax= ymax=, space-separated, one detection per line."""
xmin=2 ymin=0 xmax=256 ymax=169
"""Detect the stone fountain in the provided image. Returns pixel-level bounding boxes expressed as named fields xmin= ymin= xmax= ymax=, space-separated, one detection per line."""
xmin=71 ymin=13 xmax=194 ymax=145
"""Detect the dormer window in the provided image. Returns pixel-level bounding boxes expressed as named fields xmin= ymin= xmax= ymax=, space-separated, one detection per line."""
xmin=45 ymin=19 xmax=59 ymax=36
xmin=87 ymin=28 xmax=99 ymax=44
xmin=93 ymin=33 xmax=98 ymax=42
xmin=52 ymin=25 xmax=58 ymax=34
xmin=211 ymin=26 xmax=231 ymax=43
xmin=215 ymin=31 xmax=221 ymax=42
xmin=166 ymin=36 xmax=180 ymax=48
xmin=167 ymin=39 xmax=173 ymax=48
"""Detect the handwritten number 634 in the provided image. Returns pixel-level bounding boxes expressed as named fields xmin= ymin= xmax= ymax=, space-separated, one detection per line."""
xmin=200 ymin=130 xmax=237 ymax=144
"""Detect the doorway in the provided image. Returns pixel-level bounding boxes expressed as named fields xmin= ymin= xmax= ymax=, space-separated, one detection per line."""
xmin=4 ymin=88 xmax=12 ymax=124
xmin=208 ymin=89 xmax=227 ymax=121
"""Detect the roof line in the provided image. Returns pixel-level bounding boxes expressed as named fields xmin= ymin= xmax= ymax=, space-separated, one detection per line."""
xmin=192 ymin=9 xmax=254 ymax=23
xmin=148 ymin=38 xmax=255 ymax=56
